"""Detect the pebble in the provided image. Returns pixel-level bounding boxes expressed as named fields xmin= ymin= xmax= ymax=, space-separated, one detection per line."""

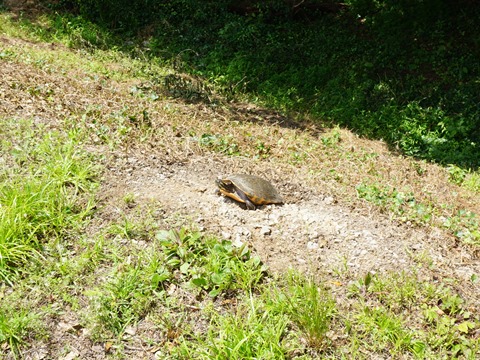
xmin=237 ymin=227 xmax=251 ymax=237
xmin=410 ymin=243 xmax=422 ymax=251
xmin=124 ymin=325 xmax=137 ymax=336
xmin=63 ymin=350 xmax=80 ymax=360
xmin=324 ymin=196 xmax=334 ymax=204
xmin=232 ymin=237 xmax=244 ymax=247
xmin=260 ymin=226 xmax=272 ymax=236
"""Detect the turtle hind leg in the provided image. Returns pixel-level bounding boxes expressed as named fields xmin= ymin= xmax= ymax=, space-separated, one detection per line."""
xmin=235 ymin=188 xmax=256 ymax=210
xmin=244 ymin=198 xmax=256 ymax=210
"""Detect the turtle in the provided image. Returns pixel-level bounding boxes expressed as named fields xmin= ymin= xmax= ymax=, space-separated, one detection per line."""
xmin=215 ymin=174 xmax=283 ymax=210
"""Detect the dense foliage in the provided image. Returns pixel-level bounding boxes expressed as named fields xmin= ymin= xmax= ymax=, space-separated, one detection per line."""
xmin=48 ymin=0 xmax=480 ymax=167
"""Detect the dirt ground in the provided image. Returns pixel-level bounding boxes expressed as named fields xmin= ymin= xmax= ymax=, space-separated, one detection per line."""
xmin=100 ymin=149 xmax=480 ymax=306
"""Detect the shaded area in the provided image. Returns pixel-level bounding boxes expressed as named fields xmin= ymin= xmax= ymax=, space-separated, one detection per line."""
xmin=4 ymin=0 xmax=480 ymax=168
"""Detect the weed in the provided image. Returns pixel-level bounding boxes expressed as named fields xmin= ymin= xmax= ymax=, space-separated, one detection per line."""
xmin=448 ymin=165 xmax=467 ymax=185
xmin=346 ymin=271 xmax=480 ymax=358
xmin=464 ymin=172 xmax=480 ymax=193
xmin=122 ymin=192 xmax=136 ymax=206
xmin=355 ymin=306 xmax=424 ymax=356
xmin=108 ymin=217 xmax=145 ymax=240
xmin=90 ymin=265 xmax=155 ymax=338
xmin=197 ymin=133 xmax=241 ymax=156
xmin=289 ymin=149 xmax=308 ymax=165
xmin=443 ymin=210 xmax=480 ymax=246
xmin=156 ymin=229 xmax=266 ymax=297
xmin=355 ymin=182 xmax=480 ymax=245
xmin=321 ymin=127 xmax=342 ymax=147
xmin=195 ymin=296 xmax=291 ymax=359
xmin=254 ymin=141 xmax=271 ymax=159
xmin=0 ymin=306 xmax=41 ymax=357
xmin=356 ymin=182 xmax=418 ymax=218
xmin=268 ymin=272 xmax=336 ymax=351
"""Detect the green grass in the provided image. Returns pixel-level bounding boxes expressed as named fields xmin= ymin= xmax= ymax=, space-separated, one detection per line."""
xmin=0 ymin=118 xmax=97 ymax=354
xmin=0 ymin=306 xmax=41 ymax=358
xmin=67 ymin=0 xmax=477 ymax=169
xmin=268 ymin=272 xmax=336 ymax=351
xmin=0 ymin=120 xmax=97 ymax=284
xmin=190 ymin=298 xmax=291 ymax=359
xmin=2 ymin=205 xmax=479 ymax=358
xmin=346 ymin=271 xmax=480 ymax=358
xmin=3 ymin=3 xmax=480 ymax=167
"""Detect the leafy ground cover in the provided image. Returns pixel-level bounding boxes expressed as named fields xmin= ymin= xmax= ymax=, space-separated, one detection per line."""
xmin=1 ymin=3 xmax=480 ymax=359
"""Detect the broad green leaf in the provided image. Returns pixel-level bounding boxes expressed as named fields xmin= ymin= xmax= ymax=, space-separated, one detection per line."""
xmin=191 ymin=277 xmax=208 ymax=288
xmin=180 ymin=262 xmax=190 ymax=274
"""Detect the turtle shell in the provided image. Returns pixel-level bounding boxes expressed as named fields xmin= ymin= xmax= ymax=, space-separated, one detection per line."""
xmin=216 ymin=174 xmax=283 ymax=209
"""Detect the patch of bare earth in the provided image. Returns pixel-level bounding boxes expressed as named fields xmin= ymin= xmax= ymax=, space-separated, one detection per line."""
xmin=103 ymin=150 xmax=479 ymax=297
xmin=1 ymin=33 xmax=479 ymax=358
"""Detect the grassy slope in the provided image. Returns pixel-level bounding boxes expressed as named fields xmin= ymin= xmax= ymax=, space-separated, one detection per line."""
xmin=129 ymin=0 xmax=480 ymax=169
xmin=0 ymin=9 xmax=480 ymax=359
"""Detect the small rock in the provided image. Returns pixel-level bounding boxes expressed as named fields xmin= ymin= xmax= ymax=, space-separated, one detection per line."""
xmin=167 ymin=283 xmax=176 ymax=295
xmin=58 ymin=321 xmax=82 ymax=334
xmin=63 ymin=350 xmax=80 ymax=360
xmin=232 ymin=237 xmax=244 ymax=247
xmin=221 ymin=231 xmax=232 ymax=239
xmin=307 ymin=241 xmax=318 ymax=250
xmin=260 ymin=226 xmax=272 ymax=236
xmin=155 ymin=350 xmax=166 ymax=359
xmin=318 ymin=238 xmax=328 ymax=248
xmin=324 ymin=196 xmax=334 ymax=204
xmin=238 ymin=227 xmax=251 ymax=238
xmin=124 ymin=325 xmax=137 ymax=336
xmin=31 ymin=348 xmax=48 ymax=360
xmin=411 ymin=243 xmax=422 ymax=251
xmin=92 ymin=345 xmax=104 ymax=353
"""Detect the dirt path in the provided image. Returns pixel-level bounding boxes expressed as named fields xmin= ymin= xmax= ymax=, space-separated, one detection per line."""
xmin=101 ymin=151 xmax=480 ymax=306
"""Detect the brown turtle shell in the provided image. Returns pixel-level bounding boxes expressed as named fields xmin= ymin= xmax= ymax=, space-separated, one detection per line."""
xmin=216 ymin=174 xmax=283 ymax=209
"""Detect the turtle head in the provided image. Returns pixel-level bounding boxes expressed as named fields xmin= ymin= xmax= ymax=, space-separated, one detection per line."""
xmin=215 ymin=178 xmax=234 ymax=192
